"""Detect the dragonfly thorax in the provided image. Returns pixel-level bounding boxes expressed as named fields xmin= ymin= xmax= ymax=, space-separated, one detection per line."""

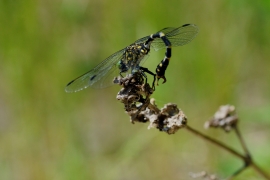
xmin=119 ymin=43 xmax=150 ymax=73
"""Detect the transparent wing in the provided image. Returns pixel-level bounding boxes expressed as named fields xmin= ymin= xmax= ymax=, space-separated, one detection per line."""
xmin=90 ymin=54 xmax=149 ymax=89
xmin=65 ymin=48 xmax=125 ymax=92
xmin=151 ymin=24 xmax=199 ymax=51
xmin=135 ymin=24 xmax=199 ymax=51
xmin=139 ymin=54 xmax=150 ymax=66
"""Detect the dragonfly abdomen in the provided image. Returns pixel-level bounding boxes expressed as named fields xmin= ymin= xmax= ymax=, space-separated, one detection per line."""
xmin=146 ymin=32 xmax=172 ymax=84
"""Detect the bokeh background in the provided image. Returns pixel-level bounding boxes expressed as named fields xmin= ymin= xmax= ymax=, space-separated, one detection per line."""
xmin=1 ymin=0 xmax=270 ymax=179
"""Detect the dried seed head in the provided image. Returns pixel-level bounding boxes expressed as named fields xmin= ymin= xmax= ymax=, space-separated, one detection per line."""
xmin=115 ymin=73 xmax=187 ymax=134
xmin=205 ymin=105 xmax=238 ymax=132
xmin=148 ymin=103 xmax=187 ymax=134
xmin=189 ymin=171 xmax=218 ymax=180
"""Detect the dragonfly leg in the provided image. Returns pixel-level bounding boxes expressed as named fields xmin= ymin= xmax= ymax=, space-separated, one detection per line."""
xmin=119 ymin=72 xmax=124 ymax=78
xmin=139 ymin=66 xmax=156 ymax=90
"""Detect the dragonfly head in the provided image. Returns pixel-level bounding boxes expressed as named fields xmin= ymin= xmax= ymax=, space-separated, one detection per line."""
xmin=117 ymin=60 xmax=129 ymax=73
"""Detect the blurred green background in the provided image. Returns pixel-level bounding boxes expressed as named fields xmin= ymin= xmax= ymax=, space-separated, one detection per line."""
xmin=1 ymin=0 xmax=270 ymax=179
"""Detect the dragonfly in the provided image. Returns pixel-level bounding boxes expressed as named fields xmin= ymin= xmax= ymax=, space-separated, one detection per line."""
xmin=65 ymin=24 xmax=199 ymax=93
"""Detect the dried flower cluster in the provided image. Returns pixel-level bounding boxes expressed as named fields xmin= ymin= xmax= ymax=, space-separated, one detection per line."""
xmin=114 ymin=73 xmax=187 ymax=134
xmin=205 ymin=105 xmax=238 ymax=132
xmin=189 ymin=171 xmax=217 ymax=180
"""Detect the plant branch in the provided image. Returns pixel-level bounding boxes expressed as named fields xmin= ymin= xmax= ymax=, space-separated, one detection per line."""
xmin=185 ymin=125 xmax=270 ymax=180
xmin=250 ymin=161 xmax=270 ymax=180
xmin=234 ymin=126 xmax=251 ymax=158
xmin=185 ymin=125 xmax=245 ymax=160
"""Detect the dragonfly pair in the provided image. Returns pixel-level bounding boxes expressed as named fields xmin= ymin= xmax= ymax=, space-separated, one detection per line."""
xmin=65 ymin=24 xmax=199 ymax=93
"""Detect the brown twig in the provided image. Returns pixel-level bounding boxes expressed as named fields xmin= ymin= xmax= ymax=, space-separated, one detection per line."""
xmin=234 ymin=126 xmax=251 ymax=159
xmin=250 ymin=161 xmax=270 ymax=180
xmin=185 ymin=125 xmax=246 ymax=161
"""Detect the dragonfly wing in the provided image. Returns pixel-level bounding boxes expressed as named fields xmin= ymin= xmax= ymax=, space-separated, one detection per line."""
xmin=139 ymin=54 xmax=150 ymax=66
xmin=165 ymin=24 xmax=199 ymax=45
xmin=90 ymin=60 xmax=121 ymax=89
xmin=134 ymin=36 xmax=149 ymax=45
xmin=93 ymin=53 xmax=151 ymax=88
xmin=136 ymin=24 xmax=199 ymax=51
xmin=134 ymin=24 xmax=198 ymax=51
xmin=133 ymin=27 xmax=181 ymax=45
xmin=65 ymin=49 xmax=125 ymax=92
xmin=151 ymin=24 xmax=199 ymax=51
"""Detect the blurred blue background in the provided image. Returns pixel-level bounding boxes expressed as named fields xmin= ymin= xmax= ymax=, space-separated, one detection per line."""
xmin=1 ymin=0 xmax=270 ymax=179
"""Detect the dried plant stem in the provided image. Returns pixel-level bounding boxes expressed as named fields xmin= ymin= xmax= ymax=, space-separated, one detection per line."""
xmin=234 ymin=126 xmax=251 ymax=158
xmin=185 ymin=125 xmax=245 ymax=160
xmin=185 ymin=125 xmax=270 ymax=180
xmin=250 ymin=162 xmax=270 ymax=180
xmin=225 ymin=165 xmax=249 ymax=180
